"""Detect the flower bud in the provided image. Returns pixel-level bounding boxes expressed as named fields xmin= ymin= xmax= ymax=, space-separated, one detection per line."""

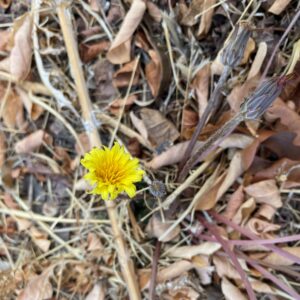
xmin=221 ymin=21 xmax=251 ymax=68
xmin=240 ymin=77 xmax=284 ymax=120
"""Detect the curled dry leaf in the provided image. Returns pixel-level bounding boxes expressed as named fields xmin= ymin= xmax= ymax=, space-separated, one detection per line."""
xmin=223 ymin=185 xmax=244 ymax=219
xmin=130 ymin=110 xmax=148 ymax=140
xmin=256 ymin=204 xmax=277 ymax=220
xmin=197 ymin=0 xmax=216 ymax=38
xmin=221 ymin=277 xmax=248 ymax=300
xmin=107 ymin=0 xmax=146 ymax=64
xmin=197 ymin=151 xmax=245 ymax=210
xmin=0 ymin=14 xmax=32 ymax=80
xmin=145 ymin=213 xmax=180 ymax=242
xmin=244 ymin=179 xmax=282 ymax=208
xmin=232 ymin=197 xmax=256 ymax=225
xmin=79 ymin=40 xmax=110 ymax=63
xmin=246 ymin=217 xmax=281 ymax=235
xmin=113 ymin=58 xmax=140 ymax=87
xmin=15 ymin=130 xmax=52 ymax=154
xmin=145 ymin=49 xmax=162 ymax=97
xmin=145 ymin=141 xmax=201 ymax=169
xmin=213 ymin=255 xmax=241 ymax=281
xmin=109 ymin=95 xmax=137 ymax=115
xmin=139 ymin=108 xmax=180 ymax=147
xmin=0 ymin=87 xmax=25 ymax=129
xmin=191 ymin=63 xmax=210 ymax=118
xmin=16 ymin=87 xmax=43 ymax=121
xmin=167 ymin=242 xmax=221 ymax=259
xmin=262 ymin=247 xmax=300 ymax=266
xmin=139 ymin=260 xmax=194 ymax=290
xmin=18 ymin=268 xmax=53 ymax=300
xmin=247 ymin=42 xmax=267 ymax=80
xmin=85 ymin=282 xmax=106 ymax=300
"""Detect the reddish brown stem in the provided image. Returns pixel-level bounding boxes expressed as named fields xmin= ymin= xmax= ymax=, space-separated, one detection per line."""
xmin=149 ymin=240 xmax=161 ymax=300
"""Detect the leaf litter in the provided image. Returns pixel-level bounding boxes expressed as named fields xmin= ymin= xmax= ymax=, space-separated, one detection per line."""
xmin=0 ymin=1 xmax=300 ymax=300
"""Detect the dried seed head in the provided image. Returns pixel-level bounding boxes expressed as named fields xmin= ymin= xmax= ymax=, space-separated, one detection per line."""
xmin=221 ymin=21 xmax=252 ymax=68
xmin=149 ymin=180 xmax=166 ymax=198
xmin=240 ymin=77 xmax=285 ymax=120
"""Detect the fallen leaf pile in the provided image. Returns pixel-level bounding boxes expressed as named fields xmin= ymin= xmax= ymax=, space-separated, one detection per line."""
xmin=0 ymin=0 xmax=300 ymax=299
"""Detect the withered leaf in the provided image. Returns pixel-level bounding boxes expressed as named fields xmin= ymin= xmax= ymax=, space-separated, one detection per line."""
xmin=139 ymin=108 xmax=180 ymax=147
xmin=107 ymin=0 xmax=146 ymax=64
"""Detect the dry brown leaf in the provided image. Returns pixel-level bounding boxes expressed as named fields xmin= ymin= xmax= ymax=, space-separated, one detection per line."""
xmin=267 ymin=98 xmax=300 ymax=146
xmin=197 ymin=151 xmax=245 ymax=210
xmin=1 ymin=88 xmax=24 ymax=129
xmin=244 ymin=179 xmax=282 ymax=208
xmin=15 ymin=130 xmax=51 ymax=154
xmin=181 ymin=0 xmax=204 ymax=26
xmin=109 ymin=94 xmax=137 ymax=115
xmin=247 ymin=42 xmax=267 ymax=80
xmin=145 ymin=49 xmax=162 ymax=97
xmin=268 ymin=0 xmax=292 ymax=15
xmin=146 ymin=213 xmax=180 ymax=242
xmin=87 ymin=233 xmax=104 ymax=252
xmin=181 ymin=108 xmax=199 ymax=139
xmin=18 ymin=268 xmax=53 ymax=300
xmin=232 ymin=198 xmax=256 ymax=225
xmin=0 ymin=14 xmax=32 ymax=80
xmin=107 ymin=0 xmax=146 ymax=64
xmin=113 ymin=58 xmax=140 ymax=87
xmin=130 ymin=110 xmax=148 ymax=140
xmin=256 ymin=204 xmax=277 ymax=220
xmin=262 ymin=247 xmax=300 ymax=266
xmin=79 ymin=40 xmax=110 ymax=63
xmin=16 ymin=87 xmax=43 ymax=121
xmin=213 ymin=255 xmax=241 ymax=281
xmin=191 ymin=63 xmax=210 ymax=118
xmin=197 ymin=0 xmax=216 ymax=38
xmin=140 ymin=108 xmax=180 ymax=147
xmin=221 ymin=277 xmax=248 ymax=300
xmin=223 ymin=185 xmax=244 ymax=219
xmin=251 ymin=280 xmax=277 ymax=295
xmin=139 ymin=260 xmax=194 ymax=290
xmin=145 ymin=141 xmax=201 ymax=169
xmin=0 ymin=132 xmax=6 ymax=168
xmin=240 ymin=38 xmax=256 ymax=65
xmin=85 ymin=282 xmax=106 ymax=300
xmin=227 ymin=76 xmax=260 ymax=112
xmin=0 ymin=0 xmax=11 ymax=8
xmin=247 ymin=218 xmax=281 ymax=235
xmin=146 ymin=1 xmax=162 ymax=22
xmin=0 ymin=30 xmax=11 ymax=51
xmin=29 ymin=226 xmax=51 ymax=252
xmin=167 ymin=242 xmax=221 ymax=259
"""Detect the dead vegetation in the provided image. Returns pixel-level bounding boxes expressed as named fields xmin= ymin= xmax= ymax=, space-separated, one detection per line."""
xmin=0 ymin=0 xmax=300 ymax=299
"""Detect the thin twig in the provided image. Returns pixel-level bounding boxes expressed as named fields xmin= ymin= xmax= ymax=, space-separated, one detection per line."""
xmin=179 ymin=66 xmax=231 ymax=174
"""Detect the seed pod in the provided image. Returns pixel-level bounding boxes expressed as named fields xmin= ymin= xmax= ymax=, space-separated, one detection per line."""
xmin=240 ymin=77 xmax=284 ymax=120
xmin=221 ymin=21 xmax=252 ymax=68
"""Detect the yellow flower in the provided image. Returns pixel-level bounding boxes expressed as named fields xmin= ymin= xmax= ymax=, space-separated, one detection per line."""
xmin=81 ymin=142 xmax=144 ymax=200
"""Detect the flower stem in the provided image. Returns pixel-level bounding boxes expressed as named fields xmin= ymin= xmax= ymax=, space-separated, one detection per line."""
xmin=56 ymin=3 xmax=141 ymax=299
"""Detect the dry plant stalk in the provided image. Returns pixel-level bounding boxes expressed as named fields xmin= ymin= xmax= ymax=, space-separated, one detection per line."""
xmin=179 ymin=21 xmax=251 ymax=175
xmin=178 ymin=76 xmax=287 ymax=181
xmin=56 ymin=3 xmax=141 ymax=300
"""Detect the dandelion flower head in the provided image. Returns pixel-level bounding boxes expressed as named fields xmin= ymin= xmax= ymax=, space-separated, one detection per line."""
xmin=81 ymin=142 xmax=144 ymax=200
